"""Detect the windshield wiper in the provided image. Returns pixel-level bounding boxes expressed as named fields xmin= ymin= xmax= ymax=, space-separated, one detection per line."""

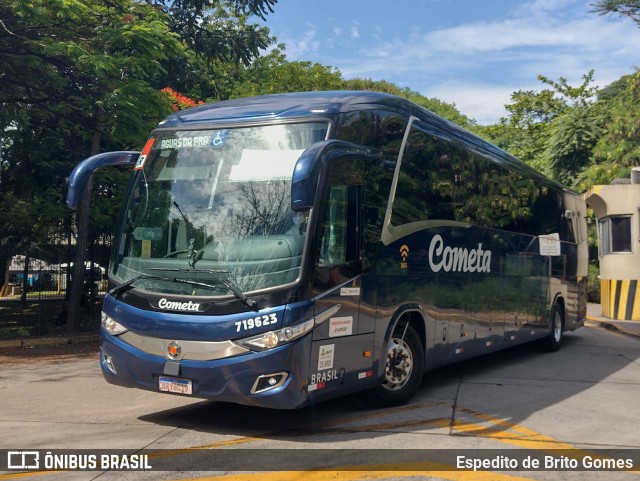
xmin=150 ymin=268 xmax=259 ymax=311
xmin=108 ymin=274 xmax=169 ymax=297
xmin=110 ymin=270 xmax=258 ymax=311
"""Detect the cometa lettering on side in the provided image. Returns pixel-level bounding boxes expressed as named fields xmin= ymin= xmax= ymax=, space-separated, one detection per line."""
xmin=428 ymin=234 xmax=492 ymax=273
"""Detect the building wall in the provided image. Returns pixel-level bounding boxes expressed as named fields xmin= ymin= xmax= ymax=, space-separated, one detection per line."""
xmin=600 ymin=279 xmax=640 ymax=321
xmin=586 ymin=181 xmax=640 ymax=321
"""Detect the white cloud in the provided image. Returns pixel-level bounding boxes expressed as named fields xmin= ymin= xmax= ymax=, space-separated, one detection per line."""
xmin=280 ymin=26 xmax=320 ymax=59
xmin=421 ymin=16 xmax=636 ymax=56
xmin=363 ymin=13 xmax=638 ymax=68
xmin=425 ymin=82 xmax=522 ymax=124
xmin=513 ymin=0 xmax=577 ymax=18
xmin=353 ymin=2 xmax=638 ymax=122
xmin=274 ymin=0 xmax=640 ymax=123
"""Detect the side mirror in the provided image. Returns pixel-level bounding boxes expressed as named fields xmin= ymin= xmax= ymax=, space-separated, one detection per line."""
xmin=66 ymin=151 xmax=139 ymax=210
xmin=291 ymin=140 xmax=380 ymax=212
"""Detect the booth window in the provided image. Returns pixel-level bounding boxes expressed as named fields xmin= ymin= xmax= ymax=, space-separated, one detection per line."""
xmin=598 ymin=216 xmax=632 ymax=254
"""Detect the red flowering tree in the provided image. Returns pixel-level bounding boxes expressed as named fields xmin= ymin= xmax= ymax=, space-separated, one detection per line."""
xmin=161 ymin=87 xmax=204 ymax=111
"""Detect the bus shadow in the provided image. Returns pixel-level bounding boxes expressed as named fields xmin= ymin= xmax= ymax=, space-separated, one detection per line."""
xmin=138 ymin=327 xmax=638 ymax=447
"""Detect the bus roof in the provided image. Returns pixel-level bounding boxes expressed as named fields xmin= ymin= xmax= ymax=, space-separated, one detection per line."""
xmin=156 ymin=90 xmax=576 ymax=195
xmin=157 ymin=91 xmax=409 ymax=126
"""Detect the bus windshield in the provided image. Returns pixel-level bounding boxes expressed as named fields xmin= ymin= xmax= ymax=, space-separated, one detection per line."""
xmin=110 ymin=122 xmax=329 ymax=296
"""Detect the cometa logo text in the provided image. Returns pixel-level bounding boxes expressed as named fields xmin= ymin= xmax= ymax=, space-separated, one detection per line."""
xmin=428 ymin=234 xmax=492 ymax=273
xmin=158 ymin=298 xmax=201 ymax=312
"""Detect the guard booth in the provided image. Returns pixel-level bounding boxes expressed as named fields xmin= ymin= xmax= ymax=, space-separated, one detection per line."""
xmin=585 ymin=167 xmax=640 ymax=321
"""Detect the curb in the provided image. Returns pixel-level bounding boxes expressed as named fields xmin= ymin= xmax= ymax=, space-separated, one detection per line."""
xmin=0 ymin=334 xmax=99 ymax=349
xmin=585 ymin=317 xmax=640 ymax=340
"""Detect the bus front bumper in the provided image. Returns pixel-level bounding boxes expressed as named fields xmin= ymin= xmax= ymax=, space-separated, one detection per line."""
xmin=99 ymin=328 xmax=312 ymax=410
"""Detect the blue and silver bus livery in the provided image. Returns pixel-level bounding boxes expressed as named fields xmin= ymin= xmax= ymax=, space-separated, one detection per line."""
xmin=66 ymin=91 xmax=588 ymax=409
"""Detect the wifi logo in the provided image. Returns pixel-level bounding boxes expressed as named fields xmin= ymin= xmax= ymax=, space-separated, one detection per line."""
xmin=400 ymin=245 xmax=409 ymax=269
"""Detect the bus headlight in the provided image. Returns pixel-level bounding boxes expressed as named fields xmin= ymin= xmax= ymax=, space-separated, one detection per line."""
xmin=101 ymin=312 xmax=128 ymax=336
xmin=236 ymin=318 xmax=314 ymax=351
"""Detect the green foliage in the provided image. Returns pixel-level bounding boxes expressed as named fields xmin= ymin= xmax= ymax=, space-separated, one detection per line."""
xmin=537 ymin=71 xmax=599 ymax=108
xmin=478 ymin=71 xmax=602 ymax=181
xmin=147 ymin=0 xmax=276 ymax=97
xmin=0 ymin=0 xmax=183 ymax=261
xmin=544 ymin=104 xmax=606 ymax=188
xmin=477 ymin=60 xmax=638 ymax=303
xmin=0 ymin=0 xmax=279 ymax=330
xmin=578 ymin=70 xmax=640 ymax=189
xmin=478 ymin=63 xmax=640 ymax=211
xmin=592 ymin=0 xmax=640 ymax=25
xmin=479 ymin=67 xmax=639 ymax=193
xmin=0 ymin=0 xmax=279 ymax=248
xmin=148 ymin=0 xmax=275 ymax=63
xmin=478 ymin=120 xmax=550 ymax=174
xmin=227 ymin=46 xmax=344 ymax=98
xmin=588 ymin=263 xmax=601 ymax=303
xmin=205 ymin=51 xmax=473 ymax=128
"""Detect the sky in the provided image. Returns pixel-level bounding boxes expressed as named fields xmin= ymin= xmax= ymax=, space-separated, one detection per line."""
xmin=259 ymin=0 xmax=640 ymax=124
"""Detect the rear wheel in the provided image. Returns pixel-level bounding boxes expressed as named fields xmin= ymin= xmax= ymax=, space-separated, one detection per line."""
xmin=365 ymin=322 xmax=424 ymax=407
xmin=544 ymin=303 xmax=564 ymax=352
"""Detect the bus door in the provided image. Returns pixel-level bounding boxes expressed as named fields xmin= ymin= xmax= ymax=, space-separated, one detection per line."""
xmin=307 ymin=158 xmax=376 ymax=398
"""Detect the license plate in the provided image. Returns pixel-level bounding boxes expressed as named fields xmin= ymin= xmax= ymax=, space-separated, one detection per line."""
xmin=159 ymin=376 xmax=193 ymax=395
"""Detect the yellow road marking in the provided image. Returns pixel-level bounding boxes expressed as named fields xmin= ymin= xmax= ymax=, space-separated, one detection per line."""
xmin=453 ymin=407 xmax=576 ymax=450
xmin=451 ymin=407 xmax=638 ymax=475
xmin=175 ymin=464 xmax=537 ymax=481
xmin=0 ymin=474 xmax=49 ymax=480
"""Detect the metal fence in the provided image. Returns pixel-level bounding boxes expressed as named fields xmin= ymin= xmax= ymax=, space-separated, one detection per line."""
xmin=0 ymin=235 xmax=111 ymax=339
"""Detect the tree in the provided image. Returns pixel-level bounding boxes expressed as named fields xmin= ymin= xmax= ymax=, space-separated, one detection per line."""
xmin=580 ymin=1 xmax=640 ymax=187
xmin=228 ymin=45 xmax=344 ymax=98
xmin=543 ymin=104 xmax=606 ymax=187
xmin=478 ymin=71 xmax=599 ymax=177
xmin=593 ymin=0 xmax=640 ymax=25
xmin=146 ymin=0 xmax=276 ymax=98
xmin=162 ymin=87 xmax=205 ymax=110
xmin=0 ymin=0 xmax=183 ymax=331
xmin=578 ymin=70 xmax=640 ymax=188
xmin=1 ymin=0 xmax=281 ymax=332
xmin=147 ymin=0 xmax=275 ymax=63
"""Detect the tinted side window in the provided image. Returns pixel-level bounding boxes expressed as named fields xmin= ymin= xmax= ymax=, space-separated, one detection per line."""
xmin=389 ymin=122 xmax=569 ymax=240
xmin=450 ymin=146 xmax=501 ymax=227
xmin=313 ymin=159 xmax=363 ymax=289
xmin=337 ymin=109 xmax=406 ymax=260
xmin=599 ymin=216 xmax=632 ymax=254
xmin=449 ymin=145 xmax=568 ymax=239
xmin=336 ymin=110 xmax=406 ymax=154
xmin=391 ymin=125 xmax=455 ymax=226
xmin=611 ymin=217 xmax=632 ymax=252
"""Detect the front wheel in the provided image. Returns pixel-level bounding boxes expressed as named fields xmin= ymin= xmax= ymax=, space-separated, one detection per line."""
xmin=365 ymin=322 xmax=425 ymax=407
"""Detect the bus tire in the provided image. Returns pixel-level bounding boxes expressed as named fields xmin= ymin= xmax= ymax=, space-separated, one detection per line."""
xmin=544 ymin=302 xmax=564 ymax=352
xmin=365 ymin=322 xmax=424 ymax=407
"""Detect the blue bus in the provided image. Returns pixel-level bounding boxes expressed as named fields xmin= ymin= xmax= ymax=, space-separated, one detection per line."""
xmin=66 ymin=91 xmax=588 ymax=409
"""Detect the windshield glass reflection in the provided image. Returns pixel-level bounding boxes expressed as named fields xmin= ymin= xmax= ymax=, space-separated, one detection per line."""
xmin=111 ymin=122 xmax=329 ymax=296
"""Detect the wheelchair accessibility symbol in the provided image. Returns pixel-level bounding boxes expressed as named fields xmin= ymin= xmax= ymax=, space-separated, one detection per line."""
xmin=211 ymin=131 xmax=227 ymax=147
